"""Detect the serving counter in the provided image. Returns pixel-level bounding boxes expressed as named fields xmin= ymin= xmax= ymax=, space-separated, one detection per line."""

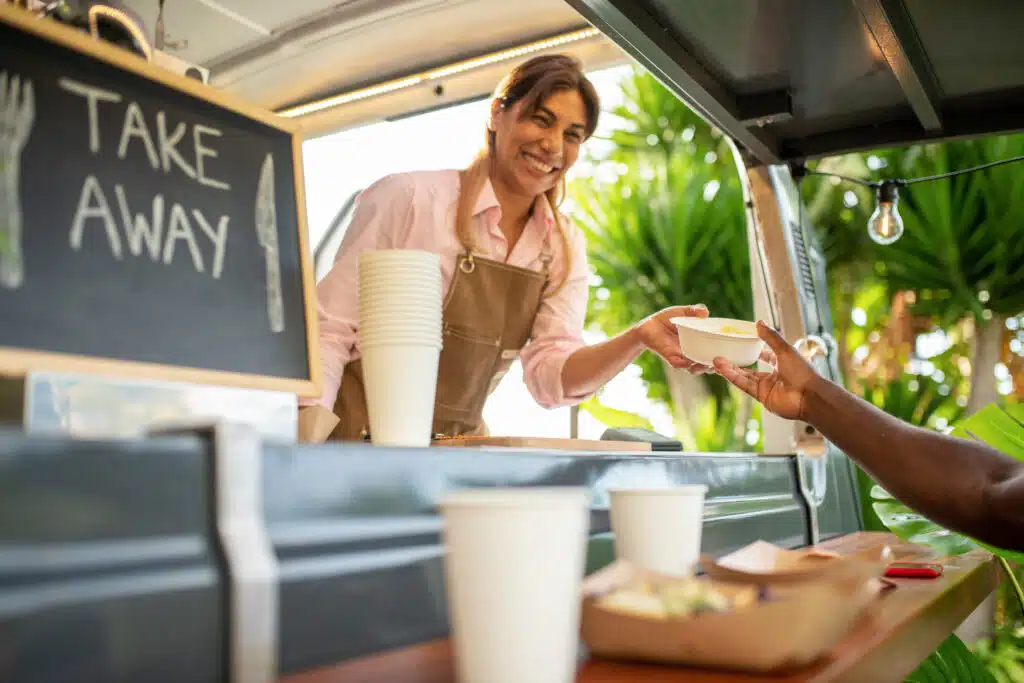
xmin=0 ymin=422 xmax=851 ymax=683
xmin=284 ymin=536 xmax=995 ymax=683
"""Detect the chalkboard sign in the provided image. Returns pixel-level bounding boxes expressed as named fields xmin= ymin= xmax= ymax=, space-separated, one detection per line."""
xmin=0 ymin=6 xmax=320 ymax=397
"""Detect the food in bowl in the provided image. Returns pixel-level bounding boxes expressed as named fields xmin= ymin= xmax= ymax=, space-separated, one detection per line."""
xmin=595 ymin=577 xmax=763 ymax=620
xmin=717 ymin=323 xmax=752 ymax=336
xmin=670 ymin=316 xmax=765 ymax=367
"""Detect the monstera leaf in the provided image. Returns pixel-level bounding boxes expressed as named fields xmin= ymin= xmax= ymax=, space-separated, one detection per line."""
xmin=871 ymin=485 xmax=982 ymax=556
xmin=905 ymin=634 xmax=997 ymax=683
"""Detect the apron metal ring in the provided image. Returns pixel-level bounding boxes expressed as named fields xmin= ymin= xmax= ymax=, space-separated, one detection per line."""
xmin=460 ymin=254 xmax=476 ymax=274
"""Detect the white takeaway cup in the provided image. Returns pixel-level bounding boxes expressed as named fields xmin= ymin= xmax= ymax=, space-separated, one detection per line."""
xmin=359 ymin=256 xmax=442 ymax=283
xmin=360 ymin=248 xmax=441 ymax=263
xmin=358 ymin=333 xmax=442 ymax=349
xmin=440 ymin=487 xmax=591 ymax=683
xmin=358 ymin=268 xmax=443 ymax=282
xmin=359 ymin=324 xmax=442 ymax=341
xmin=358 ymin=282 xmax=442 ymax=298
xmin=358 ymin=280 xmax=443 ymax=296
xmin=358 ymin=307 xmax=443 ymax=323
xmin=359 ymin=251 xmax=442 ymax=288
xmin=359 ymin=313 xmax=442 ymax=337
xmin=609 ymin=486 xmax=708 ymax=576
xmin=358 ymin=294 xmax=442 ymax=309
xmin=360 ymin=343 xmax=440 ymax=447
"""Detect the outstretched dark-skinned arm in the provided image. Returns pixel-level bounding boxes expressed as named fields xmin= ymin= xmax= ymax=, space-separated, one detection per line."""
xmin=714 ymin=321 xmax=1024 ymax=552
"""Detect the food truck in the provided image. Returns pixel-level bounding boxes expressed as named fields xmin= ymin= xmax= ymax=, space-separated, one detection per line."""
xmin=0 ymin=0 xmax=1018 ymax=681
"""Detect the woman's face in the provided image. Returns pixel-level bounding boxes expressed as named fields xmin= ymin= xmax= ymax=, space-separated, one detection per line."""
xmin=490 ymin=88 xmax=588 ymax=199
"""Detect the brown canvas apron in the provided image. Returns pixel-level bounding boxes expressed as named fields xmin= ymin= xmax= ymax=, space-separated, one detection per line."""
xmin=327 ymin=233 xmax=552 ymax=441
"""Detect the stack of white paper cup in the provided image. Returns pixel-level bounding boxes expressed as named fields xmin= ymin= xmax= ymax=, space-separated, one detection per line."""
xmin=609 ymin=486 xmax=708 ymax=576
xmin=440 ymin=487 xmax=590 ymax=683
xmin=358 ymin=249 xmax=443 ymax=447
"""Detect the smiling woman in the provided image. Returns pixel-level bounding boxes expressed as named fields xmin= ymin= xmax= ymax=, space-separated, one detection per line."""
xmin=455 ymin=54 xmax=599 ymax=291
xmin=300 ymin=54 xmax=712 ymax=443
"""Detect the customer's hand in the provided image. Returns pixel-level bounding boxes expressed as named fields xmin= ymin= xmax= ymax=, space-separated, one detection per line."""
xmin=713 ymin=321 xmax=820 ymax=420
xmin=636 ymin=305 xmax=713 ymax=374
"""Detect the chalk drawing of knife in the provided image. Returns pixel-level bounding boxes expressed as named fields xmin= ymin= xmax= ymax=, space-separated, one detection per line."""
xmin=256 ymin=153 xmax=285 ymax=333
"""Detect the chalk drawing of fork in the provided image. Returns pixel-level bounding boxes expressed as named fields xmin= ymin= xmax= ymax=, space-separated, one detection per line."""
xmin=0 ymin=71 xmax=35 ymax=290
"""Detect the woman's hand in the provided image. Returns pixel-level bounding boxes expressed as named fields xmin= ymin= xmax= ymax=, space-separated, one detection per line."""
xmin=635 ymin=304 xmax=713 ymax=374
xmin=713 ymin=321 xmax=820 ymax=420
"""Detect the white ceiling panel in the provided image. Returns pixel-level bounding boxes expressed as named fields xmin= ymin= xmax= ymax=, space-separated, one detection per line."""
xmin=124 ymin=0 xmax=264 ymax=64
xmin=220 ymin=0 xmax=593 ymax=109
xmin=199 ymin=0 xmax=346 ymax=32
xmin=123 ymin=0 xmax=599 ymax=110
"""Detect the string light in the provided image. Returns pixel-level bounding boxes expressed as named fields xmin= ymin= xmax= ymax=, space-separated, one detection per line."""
xmin=791 ymin=154 xmax=1024 ymax=245
xmin=868 ymin=181 xmax=903 ymax=245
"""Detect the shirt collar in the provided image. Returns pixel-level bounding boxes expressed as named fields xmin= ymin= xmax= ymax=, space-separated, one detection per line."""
xmin=472 ymin=179 xmax=500 ymax=217
xmin=473 ymin=178 xmax=557 ymax=233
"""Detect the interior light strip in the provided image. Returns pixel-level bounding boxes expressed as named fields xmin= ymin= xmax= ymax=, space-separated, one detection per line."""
xmin=277 ymin=27 xmax=602 ymax=118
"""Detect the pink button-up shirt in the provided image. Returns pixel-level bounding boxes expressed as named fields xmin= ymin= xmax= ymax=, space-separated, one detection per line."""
xmin=304 ymin=169 xmax=592 ymax=411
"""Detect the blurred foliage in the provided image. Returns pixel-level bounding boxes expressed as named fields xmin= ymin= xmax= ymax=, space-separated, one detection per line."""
xmin=906 ymin=634 xmax=996 ymax=683
xmin=599 ymin=69 xmax=732 ymax=167
xmin=578 ymin=395 xmax=654 ymax=432
xmin=973 ymin=624 xmax=1024 ymax=683
xmin=687 ymin=387 xmax=763 ymax=453
xmin=571 ymin=62 xmax=1024 ymax=681
xmin=860 ymin=364 xmax=965 ymax=430
xmin=806 ymin=136 xmax=1024 ymax=329
xmin=570 ymin=68 xmax=752 ymax=449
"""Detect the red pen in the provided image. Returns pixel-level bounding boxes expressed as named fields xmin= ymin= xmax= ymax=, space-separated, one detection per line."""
xmin=885 ymin=561 xmax=944 ymax=579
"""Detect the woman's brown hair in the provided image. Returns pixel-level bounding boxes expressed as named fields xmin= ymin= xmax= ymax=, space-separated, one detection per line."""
xmin=454 ymin=54 xmax=600 ymax=294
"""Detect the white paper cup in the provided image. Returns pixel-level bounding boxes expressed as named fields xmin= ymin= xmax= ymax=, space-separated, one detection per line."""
xmin=359 ymin=327 xmax=442 ymax=342
xmin=440 ymin=487 xmax=590 ymax=683
xmin=359 ymin=315 xmax=442 ymax=334
xmin=359 ymin=310 xmax=443 ymax=325
xmin=359 ymin=285 xmax=441 ymax=298
xmin=359 ymin=282 xmax=442 ymax=296
xmin=609 ymin=486 xmax=708 ymax=576
xmin=360 ymin=248 xmax=441 ymax=263
xmin=359 ymin=250 xmax=442 ymax=291
xmin=359 ymin=335 xmax=442 ymax=349
xmin=360 ymin=343 xmax=440 ymax=447
xmin=359 ymin=269 xmax=442 ymax=282
xmin=358 ymin=294 xmax=442 ymax=309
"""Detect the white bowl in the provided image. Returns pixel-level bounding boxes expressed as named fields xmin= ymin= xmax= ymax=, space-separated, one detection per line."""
xmin=670 ymin=317 xmax=765 ymax=367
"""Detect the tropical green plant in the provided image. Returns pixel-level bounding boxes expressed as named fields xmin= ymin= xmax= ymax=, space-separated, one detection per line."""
xmin=810 ymin=137 xmax=1024 ymax=411
xmin=578 ymin=395 xmax=655 ymax=432
xmin=599 ymin=68 xmax=732 ymax=169
xmin=687 ymin=385 xmax=764 ymax=452
xmin=973 ymin=623 xmax=1024 ymax=683
xmin=571 ymin=144 xmax=752 ymax=447
xmin=907 ymin=634 xmax=996 ymax=682
xmin=870 ymin=401 xmax=1024 ymax=679
xmin=567 ymin=67 xmax=757 ymax=448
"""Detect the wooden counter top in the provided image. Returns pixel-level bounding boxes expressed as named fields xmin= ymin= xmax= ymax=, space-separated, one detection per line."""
xmin=280 ymin=533 xmax=997 ymax=683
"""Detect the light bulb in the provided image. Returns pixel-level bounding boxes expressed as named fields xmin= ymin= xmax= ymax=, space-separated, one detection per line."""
xmin=868 ymin=181 xmax=904 ymax=245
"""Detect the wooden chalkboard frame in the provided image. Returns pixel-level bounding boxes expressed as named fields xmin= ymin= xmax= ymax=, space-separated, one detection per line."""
xmin=0 ymin=4 xmax=322 ymax=398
